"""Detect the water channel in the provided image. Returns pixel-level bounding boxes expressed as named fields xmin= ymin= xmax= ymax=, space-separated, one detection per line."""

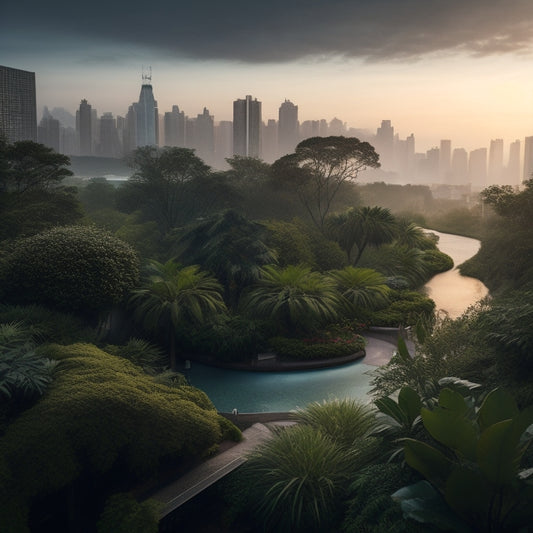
xmin=187 ymin=232 xmax=489 ymax=412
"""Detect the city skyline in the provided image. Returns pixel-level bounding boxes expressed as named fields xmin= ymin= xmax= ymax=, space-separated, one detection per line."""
xmin=2 ymin=1 xmax=533 ymax=154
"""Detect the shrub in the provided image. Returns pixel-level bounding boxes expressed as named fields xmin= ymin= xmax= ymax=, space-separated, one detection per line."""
xmin=369 ymin=290 xmax=435 ymax=327
xmin=105 ymin=338 xmax=169 ymax=371
xmin=245 ymin=425 xmax=356 ymax=532
xmin=0 ymin=343 xmax=240 ymax=530
xmin=0 ymin=226 xmax=139 ymax=316
xmin=292 ymin=398 xmax=377 ymax=449
xmin=0 ymin=304 xmax=98 ymax=344
xmin=342 ymin=463 xmax=430 ymax=533
xmin=97 ymin=493 xmax=159 ymax=533
xmin=269 ymin=334 xmax=364 ymax=360
xmin=421 ymin=249 xmax=454 ymax=275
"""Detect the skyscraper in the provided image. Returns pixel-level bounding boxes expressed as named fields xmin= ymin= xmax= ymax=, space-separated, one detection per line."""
xmin=136 ymin=73 xmax=158 ymax=147
xmin=439 ymin=140 xmax=452 ymax=182
xmin=507 ymin=139 xmax=521 ymax=186
xmin=193 ymin=107 xmax=215 ymax=164
xmin=278 ymin=99 xmax=299 ymax=157
xmin=0 ymin=65 xmax=37 ymax=142
xmin=77 ymin=99 xmax=93 ymax=156
xmin=38 ymin=107 xmax=60 ymax=152
xmin=523 ymin=136 xmax=533 ymax=183
xmin=375 ymin=120 xmax=394 ymax=169
xmin=488 ymin=138 xmax=504 ymax=185
xmin=164 ymin=105 xmax=186 ymax=147
xmin=233 ymin=95 xmax=261 ymax=158
xmin=451 ymin=148 xmax=468 ymax=183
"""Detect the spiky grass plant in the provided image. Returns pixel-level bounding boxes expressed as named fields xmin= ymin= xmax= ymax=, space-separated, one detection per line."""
xmin=245 ymin=425 xmax=356 ymax=532
xmin=292 ymin=398 xmax=377 ymax=449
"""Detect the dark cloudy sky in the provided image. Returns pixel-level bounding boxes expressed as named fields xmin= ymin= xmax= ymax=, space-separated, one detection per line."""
xmin=3 ymin=0 xmax=533 ymax=151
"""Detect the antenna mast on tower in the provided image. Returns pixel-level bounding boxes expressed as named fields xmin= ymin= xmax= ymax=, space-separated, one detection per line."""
xmin=141 ymin=65 xmax=152 ymax=83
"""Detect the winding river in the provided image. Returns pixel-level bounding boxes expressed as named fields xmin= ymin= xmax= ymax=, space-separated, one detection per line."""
xmin=187 ymin=232 xmax=489 ymax=412
xmin=424 ymin=231 xmax=489 ymax=318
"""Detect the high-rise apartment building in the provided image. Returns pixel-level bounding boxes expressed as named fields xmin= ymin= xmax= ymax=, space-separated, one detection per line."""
xmin=488 ymin=139 xmax=504 ymax=185
xmin=507 ymin=139 xmax=521 ymax=186
xmin=439 ymin=140 xmax=452 ymax=182
xmin=193 ymin=107 xmax=215 ymax=165
xmin=77 ymin=99 xmax=93 ymax=156
xmin=469 ymin=148 xmax=487 ymax=189
xmin=523 ymin=136 xmax=533 ymax=183
xmin=0 ymin=65 xmax=37 ymax=142
xmin=451 ymin=148 xmax=468 ymax=183
xmin=214 ymin=120 xmax=233 ymax=169
xmin=278 ymin=99 xmax=299 ymax=157
xmin=375 ymin=120 xmax=394 ymax=169
xmin=136 ymin=75 xmax=158 ymax=147
xmin=98 ymin=112 xmax=121 ymax=158
xmin=233 ymin=95 xmax=261 ymax=158
xmin=38 ymin=108 xmax=60 ymax=152
xmin=164 ymin=105 xmax=186 ymax=147
xmin=262 ymin=119 xmax=278 ymax=163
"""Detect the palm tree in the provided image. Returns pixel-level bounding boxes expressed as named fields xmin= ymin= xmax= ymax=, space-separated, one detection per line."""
xmin=329 ymin=266 xmax=391 ymax=313
xmin=242 ymin=264 xmax=340 ymax=335
xmin=176 ymin=210 xmax=277 ymax=307
xmin=129 ymin=260 xmax=227 ymax=369
xmin=327 ymin=206 xmax=397 ymax=265
xmin=0 ymin=322 xmax=57 ymax=401
xmin=394 ymin=219 xmax=434 ymax=249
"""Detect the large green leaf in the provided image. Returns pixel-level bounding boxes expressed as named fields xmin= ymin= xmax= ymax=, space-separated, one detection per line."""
xmin=477 ymin=407 xmax=533 ymax=484
xmin=477 ymin=388 xmax=519 ymax=431
xmin=403 ymin=439 xmax=453 ymax=489
xmin=392 ymin=481 xmax=473 ymax=533
xmin=444 ymin=466 xmax=492 ymax=529
xmin=374 ymin=396 xmax=407 ymax=426
xmin=421 ymin=390 xmax=478 ymax=461
xmin=398 ymin=386 xmax=422 ymax=426
xmin=396 ymin=336 xmax=411 ymax=361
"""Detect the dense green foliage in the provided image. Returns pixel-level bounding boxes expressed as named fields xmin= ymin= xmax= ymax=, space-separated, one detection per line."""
xmin=369 ymin=290 xmax=436 ymax=327
xmin=461 ymin=180 xmax=533 ymax=292
xmin=0 ymin=343 xmax=239 ymax=532
xmin=130 ymin=260 xmax=227 ymax=367
xmin=0 ymin=139 xmax=82 ymax=241
xmin=270 ymin=334 xmax=365 ymax=360
xmin=97 ymin=493 xmax=160 ymax=533
xmin=242 ymin=264 xmax=341 ymax=334
xmin=245 ymin=425 xmax=357 ymax=532
xmin=401 ymin=388 xmax=533 ymax=532
xmin=0 ymin=226 xmax=139 ymax=316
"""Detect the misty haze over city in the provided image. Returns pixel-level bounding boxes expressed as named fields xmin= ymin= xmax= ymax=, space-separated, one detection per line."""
xmin=3 ymin=0 xmax=533 ymax=154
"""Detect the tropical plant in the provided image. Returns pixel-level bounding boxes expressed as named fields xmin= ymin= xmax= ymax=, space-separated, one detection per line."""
xmin=105 ymin=338 xmax=169 ymax=371
xmin=330 ymin=266 xmax=391 ymax=313
xmin=326 ymin=206 xmax=397 ymax=265
xmin=242 ymin=264 xmax=341 ymax=334
xmin=394 ymin=219 xmax=434 ymax=249
xmin=0 ymin=226 xmax=140 ymax=317
xmin=175 ymin=210 xmax=276 ymax=305
xmin=292 ymin=398 xmax=377 ymax=449
xmin=130 ymin=260 xmax=227 ymax=368
xmin=0 ymin=322 xmax=58 ymax=402
xmin=269 ymin=334 xmax=364 ymax=360
xmin=398 ymin=387 xmax=533 ymax=532
xmin=245 ymin=424 xmax=356 ymax=532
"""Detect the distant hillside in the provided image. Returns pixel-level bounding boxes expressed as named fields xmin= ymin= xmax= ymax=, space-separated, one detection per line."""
xmin=69 ymin=156 xmax=131 ymax=178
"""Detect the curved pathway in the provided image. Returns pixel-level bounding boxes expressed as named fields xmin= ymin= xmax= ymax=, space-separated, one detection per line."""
xmin=149 ymin=331 xmax=401 ymax=519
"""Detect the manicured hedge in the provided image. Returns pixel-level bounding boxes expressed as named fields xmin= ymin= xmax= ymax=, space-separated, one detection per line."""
xmin=0 ymin=343 xmax=240 ymax=532
xmin=369 ymin=290 xmax=435 ymax=327
xmin=269 ymin=335 xmax=365 ymax=360
xmin=0 ymin=226 xmax=139 ymax=315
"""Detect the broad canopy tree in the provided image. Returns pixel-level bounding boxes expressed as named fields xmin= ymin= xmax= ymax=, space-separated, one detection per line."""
xmin=271 ymin=136 xmax=380 ymax=231
xmin=122 ymin=146 xmax=213 ymax=234
xmin=0 ymin=139 xmax=81 ymax=241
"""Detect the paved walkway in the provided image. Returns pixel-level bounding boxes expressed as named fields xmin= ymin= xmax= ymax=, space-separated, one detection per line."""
xmin=149 ymin=331 xmax=409 ymax=518
xmin=152 ymin=421 xmax=294 ymax=518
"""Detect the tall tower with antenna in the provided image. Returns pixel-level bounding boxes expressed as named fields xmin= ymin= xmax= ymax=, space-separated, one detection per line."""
xmin=136 ymin=67 xmax=158 ymax=147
